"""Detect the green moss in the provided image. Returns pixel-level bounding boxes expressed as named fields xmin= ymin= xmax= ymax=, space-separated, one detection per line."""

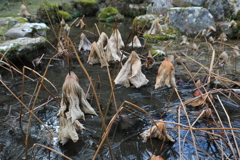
xmin=58 ymin=10 xmax=72 ymax=20
xmin=62 ymin=2 xmax=72 ymax=10
xmin=144 ymin=34 xmax=170 ymax=41
xmin=98 ymin=7 xmax=119 ymax=19
xmin=80 ymin=0 xmax=97 ymax=7
xmin=15 ymin=17 xmax=28 ymax=23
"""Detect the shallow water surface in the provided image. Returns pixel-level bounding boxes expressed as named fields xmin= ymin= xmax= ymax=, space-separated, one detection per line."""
xmin=0 ymin=17 xmax=240 ymax=160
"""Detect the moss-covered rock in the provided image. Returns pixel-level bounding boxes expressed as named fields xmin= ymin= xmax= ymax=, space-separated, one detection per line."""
xmin=58 ymin=10 xmax=72 ymax=20
xmin=36 ymin=1 xmax=60 ymax=24
xmin=133 ymin=14 xmax=165 ymax=32
xmin=98 ymin=7 xmax=124 ymax=22
xmin=74 ymin=0 xmax=99 ymax=16
xmin=143 ymin=24 xmax=180 ymax=42
xmin=0 ymin=37 xmax=46 ymax=62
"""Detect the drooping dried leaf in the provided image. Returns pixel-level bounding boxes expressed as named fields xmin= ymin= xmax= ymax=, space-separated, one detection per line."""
xmin=232 ymin=46 xmax=240 ymax=58
xmin=148 ymin=19 xmax=163 ymax=35
xmin=155 ymin=59 xmax=177 ymax=89
xmin=140 ymin=119 xmax=175 ymax=142
xmin=64 ymin=24 xmax=70 ymax=33
xmin=87 ymin=41 xmax=108 ymax=67
xmin=185 ymin=94 xmax=208 ymax=107
xmin=228 ymin=20 xmax=237 ymax=28
xmin=208 ymin=36 xmax=214 ymax=43
xmin=202 ymin=29 xmax=207 ymax=36
xmin=105 ymin=29 xmax=125 ymax=62
xmin=207 ymin=26 xmax=216 ymax=32
xmin=180 ymin=35 xmax=189 ymax=45
xmin=18 ymin=4 xmax=31 ymax=17
xmin=128 ymin=35 xmax=142 ymax=48
xmin=57 ymin=37 xmax=67 ymax=52
xmin=218 ymin=32 xmax=227 ymax=41
xmin=60 ymin=18 xmax=65 ymax=26
xmin=218 ymin=51 xmax=228 ymax=66
xmin=203 ymin=107 xmax=212 ymax=119
xmin=58 ymin=116 xmax=82 ymax=145
xmin=76 ymin=19 xmax=86 ymax=29
xmin=145 ymin=52 xmax=155 ymax=69
xmin=191 ymin=43 xmax=198 ymax=51
xmin=114 ymin=51 xmax=149 ymax=88
xmin=79 ymin=33 xmax=91 ymax=51
xmin=57 ymin=72 xmax=97 ymax=145
xmin=150 ymin=155 xmax=164 ymax=160
xmin=97 ymin=32 xmax=109 ymax=49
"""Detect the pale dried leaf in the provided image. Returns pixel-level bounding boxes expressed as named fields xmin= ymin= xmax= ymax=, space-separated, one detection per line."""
xmin=60 ymin=18 xmax=65 ymax=26
xmin=76 ymin=19 xmax=86 ymax=29
xmin=218 ymin=32 xmax=227 ymax=41
xmin=191 ymin=43 xmax=198 ymax=51
xmin=79 ymin=33 xmax=91 ymax=51
xmin=228 ymin=20 xmax=237 ymax=28
xmin=218 ymin=51 xmax=228 ymax=65
xmin=155 ymin=59 xmax=177 ymax=89
xmin=114 ymin=51 xmax=149 ymax=88
xmin=150 ymin=155 xmax=164 ymax=160
xmin=87 ymin=42 xmax=108 ymax=67
xmin=140 ymin=120 xmax=175 ymax=143
xmin=180 ymin=35 xmax=189 ymax=45
xmin=208 ymin=36 xmax=214 ymax=43
xmin=58 ymin=71 xmax=97 ymax=123
xmin=207 ymin=26 xmax=216 ymax=32
xmin=128 ymin=35 xmax=142 ymax=48
xmin=233 ymin=46 xmax=240 ymax=58
xmin=18 ymin=4 xmax=31 ymax=17
xmin=105 ymin=30 xmax=125 ymax=62
xmin=148 ymin=19 xmax=163 ymax=35
xmin=64 ymin=24 xmax=70 ymax=33
xmin=97 ymin=32 xmax=108 ymax=49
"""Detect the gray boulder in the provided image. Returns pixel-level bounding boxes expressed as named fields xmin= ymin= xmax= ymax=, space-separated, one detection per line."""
xmin=204 ymin=0 xmax=233 ymax=21
xmin=0 ymin=37 xmax=46 ymax=61
xmin=147 ymin=0 xmax=173 ymax=14
xmin=5 ymin=23 xmax=49 ymax=40
xmin=172 ymin=0 xmax=206 ymax=7
xmin=168 ymin=7 xmax=215 ymax=35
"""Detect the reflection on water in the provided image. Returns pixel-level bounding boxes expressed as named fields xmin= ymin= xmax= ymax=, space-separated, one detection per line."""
xmin=0 ymin=17 xmax=240 ymax=160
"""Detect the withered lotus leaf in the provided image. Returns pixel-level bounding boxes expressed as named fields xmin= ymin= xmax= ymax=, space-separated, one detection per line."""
xmin=218 ymin=51 xmax=228 ymax=66
xmin=76 ymin=19 xmax=86 ymax=29
xmin=150 ymin=155 xmax=164 ymax=160
xmin=145 ymin=52 xmax=155 ymax=69
xmin=87 ymin=41 xmax=108 ymax=68
xmin=233 ymin=46 xmax=240 ymax=58
xmin=128 ymin=35 xmax=142 ymax=48
xmin=114 ymin=51 xmax=149 ymax=88
xmin=18 ymin=4 xmax=31 ymax=17
xmin=57 ymin=72 xmax=97 ymax=145
xmin=60 ymin=18 xmax=65 ymax=26
xmin=228 ymin=20 xmax=237 ymax=28
xmin=218 ymin=32 xmax=227 ymax=41
xmin=148 ymin=19 xmax=163 ymax=35
xmin=180 ymin=35 xmax=189 ymax=45
xmin=64 ymin=24 xmax=70 ymax=33
xmin=97 ymin=32 xmax=108 ymax=49
xmin=140 ymin=120 xmax=175 ymax=143
xmin=79 ymin=33 xmax=91 ymax=51
xmin=155 ymin=59 xmax=177 ymax=89
xmin=105 ymin=29 xmax=125 ymax=62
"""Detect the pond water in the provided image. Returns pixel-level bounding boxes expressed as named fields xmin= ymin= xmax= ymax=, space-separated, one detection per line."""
xmin=0 ymin=17 xmax=240 ymax=160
